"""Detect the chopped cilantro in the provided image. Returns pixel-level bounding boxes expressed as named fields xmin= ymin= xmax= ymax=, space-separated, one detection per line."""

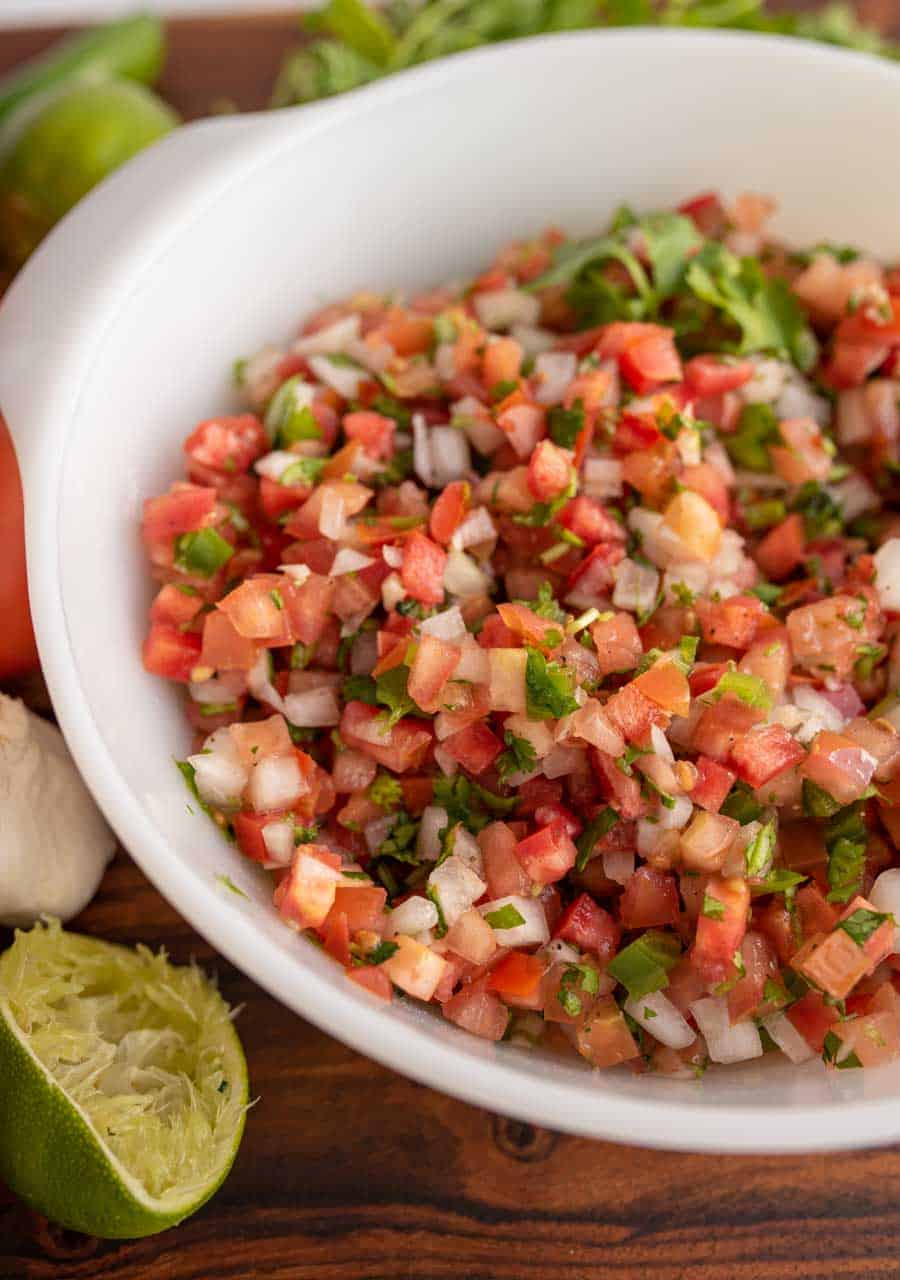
xmin=377 ymin=812 xmax=419 ymax=862
xmin=484 ymin=904 xmax=527 ymax=930
xmin=366 ymin=940 xmax=399 ymax=966
xmin=369 ymin=772 xmax=404 ymax=810
xmin=749 ymin=869 xmax=808 ymax=897
xmin=822 ymin=1029 xmax=862 ymax=1070
xmin=426 ymin=884 xmax=448 ymax=937
xmin=838 ymin=907 xmax=890 ymax=948
xmin=497 ymin=731 xmax=538 ymax=781
xmin=547 ymin=401 xmax=585 ymax=449
xmin=575 ymin=807 xmax=619 ymax=872
xmin=556 ymin=962 xmax=601 ymax=1016
xmin=342 ymin=674 xmax=378 ymax=705
xmin=724 ymin=403 xmax=780 ymax=472
xmin=524 ymin=647 xmax=579 ymax=721
xmin=791 ymin=482 xmax=843 ymax=540
xmin=744 ymin=820 xmax=776 ymax=878
xmin=720 ymin=783 xmax=763 ymax=825
xmin=825 ymin=801 xmax=868 ymax=904
xmin=281 ymin=456 xmax=326 ymax=486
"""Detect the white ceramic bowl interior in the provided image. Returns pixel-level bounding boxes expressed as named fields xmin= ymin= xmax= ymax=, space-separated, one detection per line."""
xmin=3 ymin=30 xmax=900 ymax=1152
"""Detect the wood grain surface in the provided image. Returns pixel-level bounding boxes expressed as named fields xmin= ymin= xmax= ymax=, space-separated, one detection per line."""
xmin=3 ymin=11 xmax=900 ymax=1278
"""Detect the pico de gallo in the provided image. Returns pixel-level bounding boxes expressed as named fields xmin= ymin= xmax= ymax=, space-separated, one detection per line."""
xmin=142 ymin=191 xmax=900 ymax=1078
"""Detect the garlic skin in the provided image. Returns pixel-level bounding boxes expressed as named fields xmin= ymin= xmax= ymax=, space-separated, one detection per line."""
xmin=0 ymin=695 xmax=115 ymax=926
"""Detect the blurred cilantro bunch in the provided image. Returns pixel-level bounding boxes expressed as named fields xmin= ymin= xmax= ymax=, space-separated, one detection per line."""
xmin=271 ymin=0 xmax=897 ymax=106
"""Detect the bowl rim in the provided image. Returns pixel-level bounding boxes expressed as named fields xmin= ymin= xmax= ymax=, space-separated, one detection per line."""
xmin=13 ymin=26 xmax=900 ymax=1153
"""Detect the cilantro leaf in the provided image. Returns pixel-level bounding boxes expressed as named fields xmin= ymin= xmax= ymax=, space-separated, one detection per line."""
xmin=638 ymin=211 xmax=702 ymax=300
xmin=838 ymin=907 xmax=890 ymax=948
xmin=524 ymin=647 xmax=579 ymax=721
xmin=497 ymin=732 xmax=538 ymax=781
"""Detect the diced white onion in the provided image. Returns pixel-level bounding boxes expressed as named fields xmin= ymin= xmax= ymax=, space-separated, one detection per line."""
xmin=247 ymin=651 xmax=285 ymax=714
xmin=382 ymin=543 xmax=404 ymax=569
xmin=472 ymin=288 xmax=540 ymax=331
xmin=543 ymin=938 xmax=582 ymax=965
xmin=454 ymin=638 xmax=490 ymax=683
xmin=868 ymin=868 xmax=900 ymax=952
xmin=582 ymin=457 xmax=623 ymax=500
xmin=318 ymin=489 xmax=347 ymax=540
xmin=612 ymin=558 xmax=660 ymax=615
xmin=828 ymin=473 xmax=878 ymax=522
xmin=541 ymin=745 xmax=584 ymax=779
xmin=836 ymin=389 xmax=870 ymax=446
xmin=662 ymin=563 xmax=709 ymax=602
xmin=776 ymin=379 xmax=829 ymax=427
xmin=533 ymin=352 xmax=576 ymax=406
xmin=762 ymin=1011 xmax=814 ymax=1063
xmin=350 ymin=630 xmax=378 ymax=676
xmin=792 ymin=684 xmax=846 ymax=743
xmin=417 ymin=806 xmax=449 ymax=861
xmin=690 ymin=996 xmax=763 ymax=1064
xmin=187 ymin=732 xmax=247 ymax=809
xmin=650 ymin=723 xmax=674 ymax=764
xmin=444 ymin=549 xmax=491 ymax=597
xmin=510 ymin=324 xmax=556 ymax=356
xmin=330 ymin=548 xmax=375 ymax=576
xmin=364 ymin=814 xmax=398 ymax=854
xmin=388 ymin=896 xmax=439 ymax=937
xmin=247 ymin=754 xmax=304 ymax=812
xmin=433 ymin=342 xmax=457 ymax=381
xmin=292 ymin=314 xmax=361 ymax=356
xmin=657 ymin=793 xmax=693 ymax=830
xmin=625 ymin=991 xmax=695 ymax=1049
xmin=279 ymin=562 xmax=312 ymax=584
xmin=307 ymin=354 xmax=365 ymax=400
xmin=479 ymin=894 xmax=550 ymax=948
xmin=627 ymin=508 xmax=688 ymax=569
xmin=420 ymin=605 xmax=467 ymax=643
xmin=874 ymin=539 xmax=900 ymax=612
xmin=603 ymin=848 xmax=634 ymax=886
xmin=433 ymin=746 xmax=459 ymax=777
xmin=428 ymin=856 xmax=487 ymax=928
xmin=741 ymin=357 xmax=787 ymax=404
xmin=381 ymin=572 xmax=406 ymax=611
xmin=254 ymin=450 xmax=300 ymax=481
xmin=283 ymin=686 xmax=341 ymax=727
xmin=412 ymin=412 xmax=434 ymax=487
xmin=430 ymin=426 xmax=471 ymax=485
xmin=262 ymin=820 xmax=295 ymax=867
xmin=451 ymin=507 xmax=497 ymax=552
xmin=452 ymin=827 xmax=485 ymax=876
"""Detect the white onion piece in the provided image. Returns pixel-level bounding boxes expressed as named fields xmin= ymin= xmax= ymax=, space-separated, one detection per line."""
xmin=603 ymin=848 xmax=634 ymax=886
xmin=452 ymin=826 xmax=485 ymax=876
xmin=625 ymin=991 xmax=695 ymax=1049
xmin=582 ymin=457 xmax=623 ymax=500
xmin=792 ymin=684 xmax=846 ymax=743
xmin=241 ymin=345 xmax=285 ymax=411
xmin=741 ymin=357 xmax=787 ymax=404
xmin=254 ymin=450 xmax=301 ymax=481
xmin=279 ymin=562 xmax=312 ymax=584
xmin=836 ymin=388 xmax=870 ymax=446
xmin=650 ymin=723 xmax=675 ymax=764
xmin=762 ymin=1011 xmax=815 ymax=1063
xmin=454 ymin=638 xmax=490 ymax=683
xmin=444 ymin=549 xmax=491 ymax=597
xmin=828 ymin=473 xmax=878 ymax=522
xmin=412 ymin=413 xmax=434 ymax=487
xmin=473 ymin=288 xmax=540 ymax=330
xmin=510 ymin=324 xmax=555 ymax=356
xmin=637 ymin=819 xmax=665 ymax=858
xmin=433 ymin=342 xmax=457 ymax=381
xmin=544 ymin=938 xmax=582 ymax=965
xmin=541 ymin=745 xmax=584 ymax=780
xmin=247 ymin=754 xmax=304 ymax=812
xmin=318 ymin=489 xmax=347 ymax=540
xmin=868 ymin=868 xmax=900 ymax=952
xmin=451 ymin=507 xmax=497 ymax=551
xmin=262 ymin=820 xmax=295 ymax=867
xmin=456 ymin=405 xmax=505 ymax=455
xmin=417 ymin=806 xmax=449 ymax=861
xmin=690 ymin=997 xmax=763 ymax=1064
xmin=430 ymin=426 xmax=471 ymax=485
xmin=533 ymin=352 xmax=576 ymax=406
xmin=479 ymin=894 xmax=550 ymax=948
xmin=292 ymin=314 xmax=361 ymax=356
xmin=187 ymin=735 xmax=247 ymax=809
xmin=307 ymin=354 xmax=365 ymax=400
xmin=428 ymin=856 xmax=487 ymax=928
xmin=612 ymin=558 xmax=660 ymax=615
xmin=777 ymin=380 xmax=829 ymax=427
xmin=381 ymin=572 xmax=406 ymax=611
xmin=433 ymin=746 xmax=459 ymax=776
xmin=382 ymin=543 xmax=404 ymax=569
xmin=189 ymin=672 xmax=245 ymax=705
xmin=330 ymin=548 xmax=375 ymax=576
xmin=247 ymin=651 xmax=285 ymax=714
xmin=420 ymin=605 xmax=467 ymax=643
xmin=874 ymin=539 xmax=900 ymax=612
xmin=364 ymin=814 xmax=398 ymax=854
xmin=657 ymin=793 xmax=693 ymax=830
xmin=283 ymin=687 xmax=341 ymax=727
xmin=663 ymin=563 xmax=709 ymax=602
xmin=388 ymin=896 xmax=439 ymax=937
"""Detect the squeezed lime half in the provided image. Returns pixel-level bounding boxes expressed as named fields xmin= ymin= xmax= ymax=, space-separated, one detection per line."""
xmin=0 ymin=920 xmax=247 ymax=1238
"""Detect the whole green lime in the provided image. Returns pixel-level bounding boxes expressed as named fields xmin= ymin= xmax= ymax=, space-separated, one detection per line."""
xmin=0 ymin=78 xmax=178 ymax=265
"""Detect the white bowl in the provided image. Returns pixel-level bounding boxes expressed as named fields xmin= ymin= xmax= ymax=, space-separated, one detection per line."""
xmin=3 ymin=29 xmax=900 ymax=1152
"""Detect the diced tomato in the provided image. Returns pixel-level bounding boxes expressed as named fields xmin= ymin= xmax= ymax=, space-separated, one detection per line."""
xmin=527 ymin=439 xmax=573 ymax=502
xmin=401 ymin=530 xmax=447 ymax=606
xmin=142 ymin=622 xmax=202 ymax=682
xmin=690 ymin=875 xmax=750 ymax=985
xmin=632 ymin=656 xmax=690 ymax=718
xmin=442 ymin=722 xmax=503 ymax=776
xmin=800 ymin=729 xmax=878 ymax=805
xmin=680 ymin=462 xmax=730 ymax=525
xmin=483 ymin=336 xmax=524 ymax=389
xmin=727 ymin=930 xmax=777 ymax=1023
xmin=496 ymin=602 xmax=562 ymax=647
xmin=618 ymin=867 xmax=681 ymax=929
xmin=564 ymin=542 xmax=625 ymax=603
xmin=487 ymin=952 xmax=547 ymax=1002
xmin=515 ymin=821 xmax=577 ymax=885
xmin=553 ymin=893 xmax=621 ymax=962
xmin=429 ymin=480 xmax=471 ymax=545
xmin=730 ymin=724 xmax=805 ymax=789
xmin=142 ymin=483 xmax=216 ymax=549
xmin=684 ymin=355 xmax=754 ymax=397
xmin=273 ymin=845 xmax=343 ymax=930
xmin=443 ymin=982 xmax=509 ymax=1041
xmin=480 ymin=821 xmax=533 ymax=898
xmin=322 ymin=911 xmax=352 ymax=966
xmin=754 ymin=898 xmax=797 ymax=966
xmin=603 ymin=681 xmax=667 ymax=745
xmin=285 ymin=574 xmax=336 ymax=647
xmin=691 ymin=696 xmax=765 ymax=761
xmin=590 ymin=611 xmax=643 ymax=676
xmin=786 ymin=990 xmax=839 ymax=1053
xmin=618 ymin=329 xmax=682 ymax=395
xmin=690 ymin=756 xmax=736 ymax=813
xmin=558 ymin=496 xmax=625 ymax=546
xmin=678 ymin=191 xmax=726 ymax=236
xmin=339 ymin=700 xmax=432 ymax=773
xmin=407 ymin=634 xmax=461 ymax=713
xmin=346 ymin=964 xmax=393 ymax=1002
xmin=754 ymin=514 xmax=805 ymax=582
xmin=258 ymin=475 xmax=312 ymax=522
xmin=343 ymin=410 xmax=396 ymax=459
xmin=786 ymin=592 xmax=882 ymax=681
xmin=591 ymin=749 xmax=649 ymax=820
xmin=574 ymin=995 xmax=640 ymax=1068
xmin=795 ymin=882 xmax=839 ymax=939
xmin=199 ymin=610 xmax=259 ymax=672
xmin=534 ymin=802 xmax=582 ymax=840
xmin=234 ymin=811 xmax=287 ymax=864
xmin=695 ymin=594 xmax=764 ymax=650
xmin=496 ymin=402 xmax=546 ymax=457
xmin=150 ymin=583 xmax=203 ymax=629
xmin=612 ymin=412 xmax=662 ymax=455
xmin=184 ymin=414 xmax=267 ymax=474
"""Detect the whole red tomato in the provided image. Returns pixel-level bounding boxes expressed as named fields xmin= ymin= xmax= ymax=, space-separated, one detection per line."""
xmin=0 ymin=414 xmax=39 ymax=677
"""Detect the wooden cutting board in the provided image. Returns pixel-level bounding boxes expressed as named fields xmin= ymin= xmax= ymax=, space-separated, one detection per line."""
xmin=3 ymin=12 xmax=900 ymax=1278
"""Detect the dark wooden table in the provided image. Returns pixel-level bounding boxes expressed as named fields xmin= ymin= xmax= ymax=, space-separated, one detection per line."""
xmin=4 ymin=11 xmax=900 ymax=1278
